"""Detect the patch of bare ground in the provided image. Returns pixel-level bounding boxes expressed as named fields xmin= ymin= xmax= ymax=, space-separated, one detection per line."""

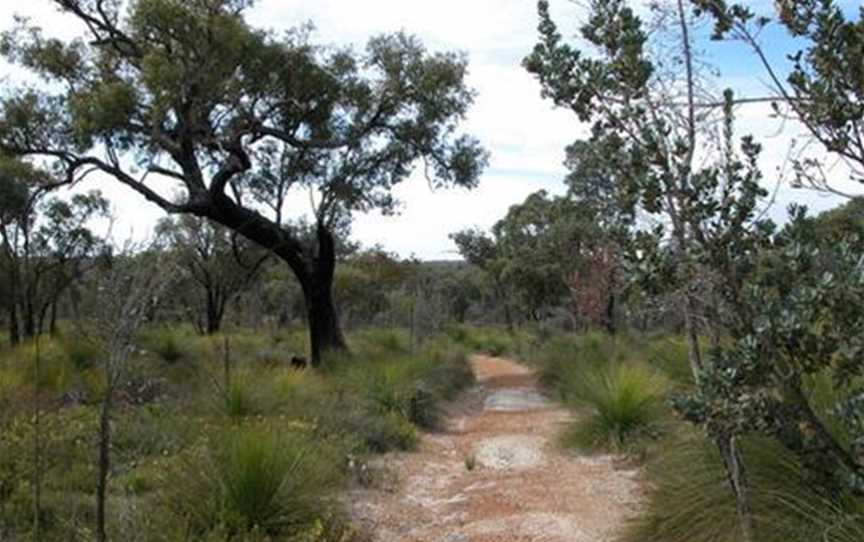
xmin=344 ymin=355 xmax=643 ymax=542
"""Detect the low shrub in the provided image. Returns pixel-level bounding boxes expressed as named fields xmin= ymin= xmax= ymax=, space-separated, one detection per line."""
xmin=223 ymin=375 xmax=266 ymax=419
xmin=644 ymin=335 xmax=695 ymax=386
xmin=534 ymin=332 xmax=627 ymax=398
xmin=622 ymin=432 xmax=864 ymax=542
xmin=139 ymin=326 xmax=191 ymax=364
xmin=351 ymin=328 xmax=410 ymax=357
xmin=444 ymin=324 xmax=523 ymax=357
xmin=162 ymin=425 xmax=343 ymax=538
xmin=562 ymin=361 xmax=668 ymax=452
xmin=11 ymin=339 xmax=75 ymax=394
xmin=61 ymin=336 xmax=101 ymax=370
xmin=0 ymin=406 xmax=100 ymax=539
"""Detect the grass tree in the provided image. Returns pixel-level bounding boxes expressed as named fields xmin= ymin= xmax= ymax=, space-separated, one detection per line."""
xmin=0 ymin=0 xmax=488 ymax=365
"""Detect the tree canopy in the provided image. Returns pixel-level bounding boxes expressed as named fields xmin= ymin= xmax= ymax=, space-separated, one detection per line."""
xmin=0 ymin=0 xmax=488 ymax=363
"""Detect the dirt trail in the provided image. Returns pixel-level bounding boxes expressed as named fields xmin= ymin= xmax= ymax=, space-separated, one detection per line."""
xmin=346 ymin=355 xmax=643 ymax=542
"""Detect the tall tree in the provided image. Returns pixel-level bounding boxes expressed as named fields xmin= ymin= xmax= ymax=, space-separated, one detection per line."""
xmin=450 ymin=227 xmax=516 ymax=330
xmin=0 ymin=158 xmax=109 ymax=345
xmin=453 ymin=190 xmax=625 ymax=331
xmin=0 ymin=0 xmax=487 ymax=365
xmin=525 ymin=1 xmax=771 ymax=537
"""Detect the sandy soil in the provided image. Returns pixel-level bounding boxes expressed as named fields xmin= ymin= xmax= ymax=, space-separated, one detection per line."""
xmin=344 ymin=355 xmax=644 ymax=541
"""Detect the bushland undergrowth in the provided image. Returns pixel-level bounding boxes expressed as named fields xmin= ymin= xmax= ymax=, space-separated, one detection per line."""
xmin=0 ymin=325 xmax=473 ymax=541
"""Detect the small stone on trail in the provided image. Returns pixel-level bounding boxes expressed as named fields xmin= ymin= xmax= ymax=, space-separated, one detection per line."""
xmin=484 ymin=388 xmax=550 ymax=412
xmin=473 ymin=434 xmax=545 ymax=470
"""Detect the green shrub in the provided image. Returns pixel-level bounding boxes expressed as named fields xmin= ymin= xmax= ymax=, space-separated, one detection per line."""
xmin=351 ymin=328 xmax=409 ymax=357
xmin=112 ymin=404 xmax=189 ymax=459
xmin=645 ymin=335 xmax=695 ymax=386
xmin=534 ymin=332 xmax=625 ymax=397
xmin=140 ymin=326 xmax=190 ymax=364
xmin=622 ymin=432 xmax=864 ymax=542
xmin=11 ymin=339 xmax=74 ymax=393
xmin=420 ymin=338 xmax=475 ymax=400
xmin=61 ymin=336 xmax=101 ymax=370
xmin=163 ymin=425 xmax=343 ymax=537
xmin=224 ymin=377 xmax=262 ymax=419
xmin=0 ymin=406 xmax=99 ymax=538
xmin=444 ymin=324 xmax=519 ymax=356
xmin=337 ymin=344 xmax=473 ymax=431
xmin=562 ymin=361 xmax=667 ymax=452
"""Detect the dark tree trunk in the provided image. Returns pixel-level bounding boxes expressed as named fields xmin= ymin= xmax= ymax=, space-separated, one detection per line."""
xmin=204 ymin=196 xmax=349 ymax=364
xmin=301 ymin=224 xmax=347 ymax=366
xmin=96 ymin=386 xmax=112 ymax=542
xmin=204 ymin=289 xmax=225 ymax=335
xmin=301 ymin=272 xmax=347 ymax=366
xmin=604 ymin=292 xmax=617 ymax=335
xmin=22 ymin=295 xmax=36 ymax=340
xmin=37 ymin=301 xmax=51 ymax=338
xmin=48 ymin=299 xmax=58 ymax=336
xmin=8 ymin=304 xmax=20 ymax=346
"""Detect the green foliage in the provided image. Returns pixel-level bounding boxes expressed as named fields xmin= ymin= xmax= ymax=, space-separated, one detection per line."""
xmin=336 ymin=350 xmax=462 ymax=431
xmin=695 ymin=0 xmax=864 ymax=192
xmin=444 ymin=324 xmax=525 ymax=357
xmin=533 ymin=332 xmax=623 ymax=394
xmin=0 ymin=0 xmax=489 ymax=363
xmin=162 ymin=425 xmax=343 ymax=538
xmin=563 ymin=361 xmax=667 ymax=452
xmin=0 ymin=324 xmax=475 ymax=539
xmin=3 ymin=338 xmax=74 ymax=394
xmin=60 ymin=335 xmax=101 ymax=370
xmin=224 ymin=375 xmax=267 ymax=419
xmin=623 ymin=432 xmax=864 ymax=542
xmin=0 ymin=406 xmax=99 ymax=537
xmin=140 ymin=326 xmax=192 ymax=364
xmin=531 ymin=332 xmax=668 ymax=452
xmin=674 ymin=211 xmax=864 ymax=492
xmin=644 ymin=336 xmax=695 ymax=387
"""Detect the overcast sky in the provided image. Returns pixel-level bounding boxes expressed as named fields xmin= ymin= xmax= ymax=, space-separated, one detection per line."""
xmin=1 ymin=1 xmax=861 ymax=259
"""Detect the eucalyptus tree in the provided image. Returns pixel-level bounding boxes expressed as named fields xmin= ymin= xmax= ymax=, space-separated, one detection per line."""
xmin=0 ymin=158 xmax=109 ymax=345
xmin=454 ymin=190 xmax=622 ymax=330
xmin=450 ymin=227 xmax=516 ymax=330
xmin=492 ymin=190 xmax=601 ymax=324
xmin=157 ymin=215 xmax=268 ymax=334
xmin=0 ymin=0 xmax=488 ymax=364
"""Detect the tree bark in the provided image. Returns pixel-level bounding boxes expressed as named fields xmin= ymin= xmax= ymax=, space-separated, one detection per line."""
xmin=302 ymin=276 xmax=346 ymax=365
xmin=204 ymin=289 xmax=225 ymax=335
xmin=48 ymin=299 xmax=58 ymax=337
xmin=300 ymin=225 xmax=347 ymax=366
xmin=8 ymin=304 xmax=19 ymax=346
xmin=22 ymin=293 xmax=36 ymax=340
xmin=96 ymin=384 xmax=112 ymax=542
xmin=717 ymin=435 xmax=754 ymax=542
xmin=604 ymin=291 xmax=617 ymax=335
xmin=203 ymin=195 xmax=349 ymax=364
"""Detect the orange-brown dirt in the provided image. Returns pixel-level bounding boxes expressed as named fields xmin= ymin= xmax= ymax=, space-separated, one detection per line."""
xmin=345 ymin=355 xmax=643 ymax=541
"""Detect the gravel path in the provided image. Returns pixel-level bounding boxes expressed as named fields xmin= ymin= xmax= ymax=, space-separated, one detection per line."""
xmin=345 ymin=355 xmax=643 ymax=541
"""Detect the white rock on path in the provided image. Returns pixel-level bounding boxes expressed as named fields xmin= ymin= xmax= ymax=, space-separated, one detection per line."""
xmin=473 ymin=434 xmax=545 ymax=470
